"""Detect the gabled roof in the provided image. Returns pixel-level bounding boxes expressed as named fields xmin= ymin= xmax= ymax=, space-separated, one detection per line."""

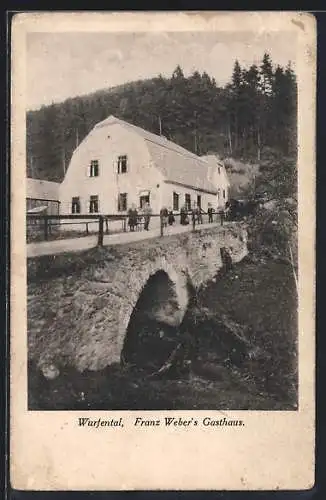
xmin=95 ymin=115 xmax=199 ymax=160
xmin=27 ymin=178 xmax=60 ymax=200
xmin=94 ymin=115 xmax=221 ymax=194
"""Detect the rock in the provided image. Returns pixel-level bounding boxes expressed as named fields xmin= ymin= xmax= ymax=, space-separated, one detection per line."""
xmin=41 ymin=364 xmax=60 ymax=380
xmin=79 ymin=391 xmax=86 ymax=401
xmin=192 ymin=361 xmax=226 ymax=381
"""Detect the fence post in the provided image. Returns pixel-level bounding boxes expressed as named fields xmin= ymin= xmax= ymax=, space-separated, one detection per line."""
xmin=192 ymin=211 xmax=196 ymax=232
xmin=160 ymin=214 xmax=164 ymax=237
xmin=44 ymin=216 xmax=49 ymax=241
xmin=220 ymin=210 xmax=224 ymax=226
xmin=97 ymin=216 xmax=104 ymax=246
xmin=123 ymin=217 xmax=127 ymax=232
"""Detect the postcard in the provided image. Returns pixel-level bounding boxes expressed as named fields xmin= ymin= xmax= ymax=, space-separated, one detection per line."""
xmin=10 ymin=11 xmax=316 ymax=491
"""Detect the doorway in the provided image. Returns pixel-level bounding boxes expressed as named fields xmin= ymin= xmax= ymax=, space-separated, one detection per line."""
xmin=139 ymin=194 xmax=150 ymax=209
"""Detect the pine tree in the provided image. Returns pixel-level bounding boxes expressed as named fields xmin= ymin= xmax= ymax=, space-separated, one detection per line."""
xmin=229 ymin=60 xmax=244 ymax=153
xmin=260 ymin=52 xmax=274 ymax=96
xmin=242 ymin=64 xmax=260 ymax=157
xmin=257 ymin=53 xmax=274 ymax=159
xmin=172 ymin=65 xmax=185 ymax=80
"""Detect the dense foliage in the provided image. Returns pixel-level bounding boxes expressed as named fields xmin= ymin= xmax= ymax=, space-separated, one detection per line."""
xmin=27 ymin=53 xmax=297 ymax=185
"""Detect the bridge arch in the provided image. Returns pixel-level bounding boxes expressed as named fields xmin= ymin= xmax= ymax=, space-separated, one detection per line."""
xmin=117 ymin=257 xmax=190 ymax=363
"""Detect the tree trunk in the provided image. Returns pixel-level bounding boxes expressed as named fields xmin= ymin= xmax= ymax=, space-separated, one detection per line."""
xmin=257 ymin=128 xmax=261 ymax=161
xmin=227 ymin=120 xmax=233 ymax=155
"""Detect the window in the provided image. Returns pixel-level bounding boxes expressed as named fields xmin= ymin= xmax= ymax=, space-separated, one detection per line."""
xmin=118 ymin=193 xmax=128 ymax=212
xmin=139 ymin=195 xmax=150 ymax=209
xmin=89 ymin=160 xmax=99 ymax=177
xmin=197 ymin=195 xmax=201 ymax=209
xmin=89 ymin=195 xmax=99 ymax=213
xmin=173 ymin=192 xmax=179 ymax=211
xmin=185 ymin=194 xmax=191 ymax=211
xmin=72 ymin=197 xmax=81 ymax=214
xmin=117 ymin=155 xmax=128 ymax=174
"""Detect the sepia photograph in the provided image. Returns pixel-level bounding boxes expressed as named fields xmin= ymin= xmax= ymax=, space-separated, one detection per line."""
xmin=10 ymin=12 xmax=315 ymax=491
xmin=25 ymin=26 xmax=300 ymax=412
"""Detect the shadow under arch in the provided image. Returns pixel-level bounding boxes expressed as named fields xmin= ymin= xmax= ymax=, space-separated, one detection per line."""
xmin=121 ymin=269 xmax=189 ymax=370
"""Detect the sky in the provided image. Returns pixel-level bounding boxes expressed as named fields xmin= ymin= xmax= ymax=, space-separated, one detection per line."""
xmin=26 ymin=31 xmax=297 ymax=111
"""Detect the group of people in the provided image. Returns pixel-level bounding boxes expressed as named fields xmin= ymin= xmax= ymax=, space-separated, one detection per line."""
xmin=127 ymin=202 xmax=152 ymax=232
xmin=159 ymin=207 xmax=175 ymax=227
xmin=180 ymin=202 xmax=223 ymax=225
xmin=127 ymin=201 xmax=225 ymax=232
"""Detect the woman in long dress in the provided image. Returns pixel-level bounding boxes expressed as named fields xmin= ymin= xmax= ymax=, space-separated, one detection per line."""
xmin=128 ymin=204 xmax=138 ymax=231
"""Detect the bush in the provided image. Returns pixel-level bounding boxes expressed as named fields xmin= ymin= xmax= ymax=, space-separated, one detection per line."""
xmin=246 ymin=204 xmax=297 ymax=262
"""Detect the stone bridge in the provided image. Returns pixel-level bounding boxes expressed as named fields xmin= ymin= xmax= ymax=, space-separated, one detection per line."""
xmin=28 ymin=224 xmax=248 ymax=375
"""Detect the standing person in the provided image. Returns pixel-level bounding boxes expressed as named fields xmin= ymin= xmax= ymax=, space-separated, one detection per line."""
xmin=197 ymin=206 xmax=203 ymax=224
xmin=191 ymin=202 xmax=197 ymax=227
xmin=180 ymin=204 xmax=188 ymax=225
xmin=127 ymin=204 xmax=138 ymax=232
xmin=168 ymin=208 xmax=175 ymax=226
xmin=192 ymin=202 xmax=201 ymax=225
xmin=207 ymin=203 xmax=214 ymax=223
xmin=219 ymin=207 xmax=225 ymax=226
xmin=143 ymin=202 xmax=152 ymax=231
xmin=160 ymin=206 xmax=168 ymax=228
xmin=104 ymin=216 xmax=109 ymax=233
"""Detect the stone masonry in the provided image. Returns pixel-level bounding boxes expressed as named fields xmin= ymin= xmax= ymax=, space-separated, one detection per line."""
xmin=28 ymin=224 xmax=248 ymax=374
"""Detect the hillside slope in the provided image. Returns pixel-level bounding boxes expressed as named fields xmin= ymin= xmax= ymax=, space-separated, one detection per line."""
xmin=26 ymin=58 xmax=297 ymax=187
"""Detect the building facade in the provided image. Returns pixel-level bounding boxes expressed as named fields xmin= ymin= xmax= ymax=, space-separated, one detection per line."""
xmin=59 ymin=116 xmax=230 ymax=223
xmin=26 ymin=178 xmax=61 ymax=240
xmin=27 ymin=178 xmax=60 ymax=215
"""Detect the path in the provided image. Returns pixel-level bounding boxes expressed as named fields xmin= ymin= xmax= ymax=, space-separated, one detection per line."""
xmin=27 ymin=221 xmax=225 ymax=258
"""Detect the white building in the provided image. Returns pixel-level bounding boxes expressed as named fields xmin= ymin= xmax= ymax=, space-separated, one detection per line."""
xmin=59 ymin=115 xmax=230 ymax=225
xmin=27 ymin=178 xmax=60 ymax=215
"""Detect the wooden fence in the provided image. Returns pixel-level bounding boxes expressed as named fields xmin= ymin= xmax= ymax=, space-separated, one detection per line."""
xmin=26 ymin=209 xmax=226 ymax=246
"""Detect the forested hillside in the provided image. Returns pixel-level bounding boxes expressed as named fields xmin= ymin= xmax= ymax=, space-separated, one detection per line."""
xmin=26 ymin=53 xmax=297 ymax=189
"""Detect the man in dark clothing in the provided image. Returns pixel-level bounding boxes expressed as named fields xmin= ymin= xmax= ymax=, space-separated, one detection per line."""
xmin=168 ymin=209 xmax=175 ymax=226
xmin=192 ymin=203 xmax=202 ymax=226
xmin=207 ymin=203 xmax=214 ymax=223
xmin=160 ymin=207 xmax=169 ymax=228
xmin=180 ymin=205 xmax=189 ymax=225
xmin=197 ymin=207 xmax=204 ymax=224
xmin=219 ymin=208 xmax=225 ymax=226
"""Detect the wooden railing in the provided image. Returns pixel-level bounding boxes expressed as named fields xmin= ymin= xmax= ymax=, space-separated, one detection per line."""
xmin=26 ymin=209 xmax=226 ymax=246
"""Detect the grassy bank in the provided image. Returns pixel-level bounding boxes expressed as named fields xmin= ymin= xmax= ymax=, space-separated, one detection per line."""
xmin=28 ymin=253 xmax=297 ymax=411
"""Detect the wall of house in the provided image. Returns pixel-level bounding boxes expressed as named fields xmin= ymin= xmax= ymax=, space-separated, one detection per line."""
xmin=160 ymin=182 xmax=217 ymax=213
xmin=59 ymin=123 xmax=165 ymax=217
xmin=59 ymin=122 xmax=231 ymax=236
xmin=215 ymin=172 xmax=230 ymax=208
xmin=204 ymin=158 xmax=230 ymax=209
